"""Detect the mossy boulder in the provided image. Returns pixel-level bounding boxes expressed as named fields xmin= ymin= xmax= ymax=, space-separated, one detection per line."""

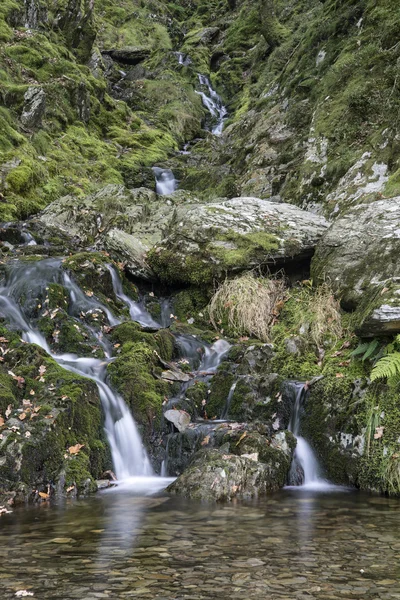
xmin=167 ymin=432 xmax=294 ymax=501
xmin=312 ymin=198 xmax=400 ymax=336
xmin=0 ymin=332 xmax=111 ymax=502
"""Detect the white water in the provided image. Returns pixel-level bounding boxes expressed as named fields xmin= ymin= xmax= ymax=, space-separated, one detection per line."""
xmin=107 ymin=265 xmax=160 ymax=328
xmin=288 ymin=382 xmax=334 ymax=491
xmin=152 ymin=167 xmax=177 ymax=195
xmin=220 ymin=380 xmax=237 ymax=420
xmin=199 ymin=339 xmax=231 ymax=372
xmin=196 ymin=74 xmax=228 ymax=135
xmin=0 ymin=259 xmax=170 ymax=490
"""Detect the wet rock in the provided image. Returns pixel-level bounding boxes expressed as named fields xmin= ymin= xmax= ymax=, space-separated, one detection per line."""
xmin=312 ymin=198 xmax=400 ymax=335
xmin=167 ymin=441 xmax=293 ymax=501
xmin=20 ymin=87 xmax=46 ymax=128
xmin=164 ymin=409 xmax=191 ymax=433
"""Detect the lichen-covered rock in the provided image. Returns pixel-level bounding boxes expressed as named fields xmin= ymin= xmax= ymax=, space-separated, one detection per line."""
xmin=40 ymin=187 xmax=329 ymax=282
xmin=167 ymin=431 xmax=294 ymax=501
xmin=312 ymin=198 xmax=400 ymax=336
xmin=149 ymin=197 xmax=329 ymax=284
xmin=20 ymin=86 xmax=46 ymax=128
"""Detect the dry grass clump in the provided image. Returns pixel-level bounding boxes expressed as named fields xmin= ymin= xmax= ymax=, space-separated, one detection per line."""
xmin=208 ymin=273 xmax=286 ymax=342
xmin=309 ymin=282 xmax=343 ymax=347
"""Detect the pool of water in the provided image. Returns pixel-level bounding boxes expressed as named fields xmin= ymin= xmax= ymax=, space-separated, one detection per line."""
xmin=1 ymin=487 xmax=400 ymax=599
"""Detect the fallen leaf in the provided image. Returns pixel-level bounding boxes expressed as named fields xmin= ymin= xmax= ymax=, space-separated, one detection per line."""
xmin=66 ymin=485 xmax=75 ymax=493
xmin=374 ymin=426 xmax=384 ymax=440
xmin=68 ymin=443 xmax=84 ymax=455
xmin=338 ymin=360 xmax=351 ymax=367
xmin=19 ymin=412 xmax=26 ymax=421
xmin=235 ymin=432 xmax=247 ymax=447
xmin=0 ymin=416 xmax=4 ymax=426
xmin=5 ymin=405 xmax=12 ymax=418
xmin=201 ymin=435 xmax=210 ymax=446
xmin=38 ymin=491 xmax=49 ymax=499
xmin=38 ymin=365 xmax=46 ymax=376
xmin=335 ymin=373 xmax=344 ymax=378
xmin=0 ymin=337 xmax=8 ymax=343
xmin=85 ymin=290 xmax=94 ymax=297
xmin=29 ymin=389 xmax=35 ymax=396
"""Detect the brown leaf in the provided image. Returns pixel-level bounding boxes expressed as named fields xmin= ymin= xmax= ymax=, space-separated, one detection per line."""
xmin=235 ymin=432 xmax=247 ymax=447
xmin=19 ymin=412 xmax=26 ymax=421
xmin=340 ymin=341 xmax=351 ymax=349
xmin=39 ymin=491 xmax=49 ymax=500
xmin=68 ymin=443 xmax=84 ymax=455
xmin=374 ymin=426 xmax=384 ymax=440
xmin=5 ymin=405 xmax=11 ymax=418
xmin=335 ymin=373 xmax=344 ymax=378
xmin=201 ymin=435 xmax=210 ymax=446
xmin=338 ymin=360 xmax=351 ymax=367
xmin=85 ymin=290 xmax=94 ymax=297
xmin=0 ymin=337 xmax=9 ymax=343
xmin=66 ymin=485 xmax=75 ymax=493
xmin=0 ymin=416 xmax=4 ymax=426
xmin=331 ymin=351 xmax=342 ymax=357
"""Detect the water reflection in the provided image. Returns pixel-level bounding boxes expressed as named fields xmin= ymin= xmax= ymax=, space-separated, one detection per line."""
xmin=1 ymin=490 xmax=400 ymax=598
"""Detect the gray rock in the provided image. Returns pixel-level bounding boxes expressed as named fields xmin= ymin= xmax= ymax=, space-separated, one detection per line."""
xmin=21 ymin=87 xmax=46 ymax=128
xmin=312 ymin=198 xmax=400 ymax=335
xmin=164 ymin=409 xmax=191 ymax=433
xmin=102 ymin=47 xmax=151 ymax=65
xmin=39 ymin=186 xmax=329 ymax=282
xmin=167 ymin=444 xmax=292 ymax=501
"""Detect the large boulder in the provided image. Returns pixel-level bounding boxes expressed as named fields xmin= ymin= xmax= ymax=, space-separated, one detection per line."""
xmin=312 ymin=198 xmax=400 ymax=336
xmin=167 ymin=432 xmax=294 ymax=501
xmin=39 ymin=186 xmax=329 ymax=282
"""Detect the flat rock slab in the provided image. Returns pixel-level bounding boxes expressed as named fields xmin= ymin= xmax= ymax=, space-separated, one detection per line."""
xmin=312 ymin=197 xmax=400 ymax=335
xmin=39 ymin=186 xmax=329 ymax=282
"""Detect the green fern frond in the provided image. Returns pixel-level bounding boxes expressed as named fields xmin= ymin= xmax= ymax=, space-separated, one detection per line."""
xmin=371 ymin=352 xmax=400 ymax=382
xmin=351 ymin=342 xmax=372 ymax=357
xmin=362 ymin=339 xmax=380 ymax=361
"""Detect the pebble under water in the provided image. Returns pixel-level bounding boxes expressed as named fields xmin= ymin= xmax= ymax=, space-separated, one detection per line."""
xmin=1 ymin=489 xmax=400 ymax=599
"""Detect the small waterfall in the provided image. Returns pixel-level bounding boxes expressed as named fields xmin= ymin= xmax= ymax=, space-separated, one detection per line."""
xmin=176 ymin=52 xmax=191 ymax=66
xmin=196 ymin=74 xmax=228 ymax=136
xmin=199 ymin=339 xmax=231 ymax=372
xmin=220 ymin=381 xmax=237 ymax=420
xmin=107 ymin=265 xmax=160 ymax=329
xmin=152 ymin=167 xmax=177 ymax=195
xmin=0 ymin=259 xmax=162 ymax=484
xmin=287 ymin=382 xmax=332 ymax=490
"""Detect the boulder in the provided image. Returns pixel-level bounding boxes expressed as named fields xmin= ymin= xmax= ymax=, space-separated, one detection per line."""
xmin=164 ymin=409 xmax=191 ymax=432
xmin=39 ymin=186 xmax=329 ymax=282
xmin=312 ymin=198 xmax=400 ymax=336
xmin=21 ymin=87 xmax=46 ymax=128
xmin=102 ymin=47 xmax=151 ymax=65
xmin=167 ymin=435 xmax=294 ymax=501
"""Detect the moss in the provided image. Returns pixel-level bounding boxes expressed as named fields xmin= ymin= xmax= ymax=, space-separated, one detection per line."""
xmin=172 ymin=288 xmax=210 ymax=326
xmin=207 ymin=368 xmax=235 ymax=419
xmin=108 ymin=340 xmax=169 ymax=433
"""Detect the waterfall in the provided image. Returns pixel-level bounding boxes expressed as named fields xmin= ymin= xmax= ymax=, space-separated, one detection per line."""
xmin=220 ymin=381 xmax=237 ymax=420
xmin=0 ymin=259 xmax=165 ymax=485
xmin=152 ymin=167 xmax=177 ymax=195
xmin=107 ymin=265 xmax=160 ymax=329
xmin=287 ymin=382 xmax=333 ymax=490
xmin=196 ymin=74 xmax=228 ymax=135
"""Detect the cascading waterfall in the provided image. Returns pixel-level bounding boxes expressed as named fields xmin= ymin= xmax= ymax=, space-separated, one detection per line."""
xmin=161 ymin=337 xmax=231 ymax=476
xmin=152 ymin=167 xmax=177 ymax=195
xmin=196 ymin=74 xmax=228 ymax=135
xmin=220 ymin=381 xmax=237 ymax=420
xmin=287 ymin=382 xmax=333 ymax=490
xmin=0 ymin=259 xmax=168 ymax=485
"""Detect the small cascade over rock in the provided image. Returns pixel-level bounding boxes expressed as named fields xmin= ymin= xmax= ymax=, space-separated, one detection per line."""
xmin=0 ymin=259 xmax=166 ymax=486
xmin=152 ymin=167 xmax=177 ymax=195
xmin=220 ymin=381 xmax=237 ymax=420
xmin=287 ymin=381 xmax=333 ymax=490
xmin=196 ymin=74 xmax=228 ymax=135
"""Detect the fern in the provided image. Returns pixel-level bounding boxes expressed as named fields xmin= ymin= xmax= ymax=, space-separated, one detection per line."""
xmin=362 ymin=339 xmax=380 ymax=361
xmin=371 ymin=352 xmax=400 ymax=382
xmin=351 ymin=339 xmax=380 ymax=361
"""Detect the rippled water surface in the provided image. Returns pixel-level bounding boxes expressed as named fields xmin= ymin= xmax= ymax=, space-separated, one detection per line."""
xmin=1 ymin=488 xmax=400 ymax=599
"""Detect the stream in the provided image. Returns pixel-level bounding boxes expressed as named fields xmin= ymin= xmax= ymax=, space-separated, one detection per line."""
xmin=1 ymin=490 xmax=400 ymax=599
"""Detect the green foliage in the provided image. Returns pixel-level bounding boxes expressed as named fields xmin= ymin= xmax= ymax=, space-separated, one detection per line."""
xmin=351 ymin=339 xmax=380 ymax=362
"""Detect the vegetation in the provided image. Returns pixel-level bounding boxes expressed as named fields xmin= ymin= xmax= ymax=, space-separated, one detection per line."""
xmin=209 ymin=272 xmax=286 ymax=341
